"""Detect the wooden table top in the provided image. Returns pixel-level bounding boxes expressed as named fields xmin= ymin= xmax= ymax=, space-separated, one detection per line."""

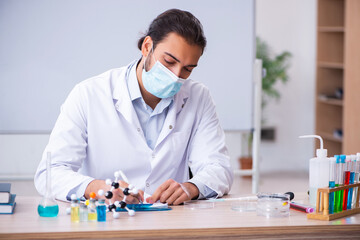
xmin=0 ymin=193 xmax=359 ymax=239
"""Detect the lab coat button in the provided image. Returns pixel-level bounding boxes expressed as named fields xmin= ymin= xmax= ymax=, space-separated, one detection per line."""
xmin=146 ymin=182 xmax=150 ymax=187
xmin=137 ymin=128 xmax=141 ymax=132
xmin=169 ymin=125 xmax=173 ymax=129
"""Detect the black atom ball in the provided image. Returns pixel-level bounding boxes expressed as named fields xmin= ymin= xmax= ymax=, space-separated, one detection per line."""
xmin=105 ymin=191 xmax=113 ymax=199
xmin=112 ymin=182 xmax=119 ymax=189
xmin=123 ymin=188 xmax=130 ymax=196
xmin=108 ymin=204 xmax=116 ymax=212
xmin=120 ymin=201 xmax=127 ymax=208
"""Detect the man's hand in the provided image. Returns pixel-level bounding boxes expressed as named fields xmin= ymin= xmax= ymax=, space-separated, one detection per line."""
xmin=146 ymin=179 xmax=199 ymax=205
xmin=85 ymin=179 xmax=144 ymax=204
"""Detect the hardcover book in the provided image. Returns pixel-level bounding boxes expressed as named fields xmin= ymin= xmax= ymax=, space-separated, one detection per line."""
xmin=0 ymin=183 xmax=11 ymax=203
xmin=0 ymin=194 xmax=16 ymax=214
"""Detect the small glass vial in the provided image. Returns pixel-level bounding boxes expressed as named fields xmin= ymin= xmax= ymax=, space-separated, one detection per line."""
xmin=96 ymin=199 xmax=107 ymax=222
xmin=79 ymin=203 xmax=88 ymax=222
xmin=37 ymin=152 xmax=59 ymax=217
xmin=87 ymin=199 xmax=97 ymax=221
xmin=70 ymin=194 xmax=80 ymax=222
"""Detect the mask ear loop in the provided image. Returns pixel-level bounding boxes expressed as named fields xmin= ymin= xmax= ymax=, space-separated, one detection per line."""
xmin=143 ymin=44 xmax=156 ymax=71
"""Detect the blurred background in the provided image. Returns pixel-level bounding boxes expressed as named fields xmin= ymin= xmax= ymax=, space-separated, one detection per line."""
xmin=2 ymin=0 xmax=358 ymax=196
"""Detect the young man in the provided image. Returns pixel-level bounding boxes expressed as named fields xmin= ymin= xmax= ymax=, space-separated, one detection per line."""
xmin=34 ymin=9 xmax=233 ymax=205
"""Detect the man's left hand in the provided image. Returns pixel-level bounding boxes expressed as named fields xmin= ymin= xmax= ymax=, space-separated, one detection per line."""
xmin=146 ymin=179 xmax=199 ymax=205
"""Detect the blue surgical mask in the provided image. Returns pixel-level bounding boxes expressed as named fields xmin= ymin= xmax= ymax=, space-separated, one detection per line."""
xmin=142 ymin=52 xmax=185 ymax=99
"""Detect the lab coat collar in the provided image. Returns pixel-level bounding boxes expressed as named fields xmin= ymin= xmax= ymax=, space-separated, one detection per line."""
xmin=128 ymin=64 xmax=142 ymax=102
xmin=112 ymin=60 xmax=143 ymax=133
xmin=113 ymin=60 xmax=137 ymax=101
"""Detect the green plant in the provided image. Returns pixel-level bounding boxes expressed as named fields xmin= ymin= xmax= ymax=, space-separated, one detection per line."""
xmin=241 ymin=37 xmax=291 ymax=158
xmin=257 ymin=37 xmax=292 ymax=109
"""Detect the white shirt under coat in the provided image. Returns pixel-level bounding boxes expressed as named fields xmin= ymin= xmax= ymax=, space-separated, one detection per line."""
xmin=34 ymin=61 xmax=233 ymax=201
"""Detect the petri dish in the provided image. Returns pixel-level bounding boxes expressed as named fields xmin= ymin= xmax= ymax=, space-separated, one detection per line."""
xmin=256 ymin=193 xmax=290 ymax=218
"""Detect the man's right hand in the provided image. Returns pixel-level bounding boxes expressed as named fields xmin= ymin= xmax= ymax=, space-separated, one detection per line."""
xmin=85 ymin=179 xmax=144 ymax=204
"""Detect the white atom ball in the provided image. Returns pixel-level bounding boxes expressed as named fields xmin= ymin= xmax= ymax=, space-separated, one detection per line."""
xmin=105 ymin=179 xmax=112 ymax=185
xmin=98 ymin=189 xmax=105 ymax=196
xmin=113 ymin=211 xmax=120 ymax=219
xmin=128 ymin=210 xmax=135 ymax=216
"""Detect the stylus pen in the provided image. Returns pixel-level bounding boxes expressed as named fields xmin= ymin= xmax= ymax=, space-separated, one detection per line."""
xmin=206 ymin=192 xmax=294 ymax=202
xmin=205 ymin=196 xmax=257 ymax=202
xmin=290 ymin=202 xmax=314 ymax=213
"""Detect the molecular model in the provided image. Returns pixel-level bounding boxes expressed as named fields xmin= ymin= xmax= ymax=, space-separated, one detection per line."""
xmin=66 ymin=170 xmax=139 ymax=222
xmin=97 ymin=170 xmax=138 ymax=219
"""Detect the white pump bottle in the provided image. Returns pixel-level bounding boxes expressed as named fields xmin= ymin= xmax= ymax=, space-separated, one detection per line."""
xmin=300 ymin=135 xmax=330 ymax=207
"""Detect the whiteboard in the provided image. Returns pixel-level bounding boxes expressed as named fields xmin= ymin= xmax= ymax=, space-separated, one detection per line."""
xmin=0 ymin=0 xmax=254 ymax=133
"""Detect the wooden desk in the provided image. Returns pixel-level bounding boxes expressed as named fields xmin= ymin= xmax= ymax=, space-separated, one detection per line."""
xmin=1 ymin=194 xmax=360 ymax=239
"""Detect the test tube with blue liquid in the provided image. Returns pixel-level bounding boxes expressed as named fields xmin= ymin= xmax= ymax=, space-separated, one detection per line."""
xmin=328 ymin=157 xmax=336 ymax=214
xmin=343 ymin=155 xmax=351 ymax=210
xmin=37 ymin=152 xmax=59 ymax=217
xmin=353 ymin=153 xmax=360 ymax=208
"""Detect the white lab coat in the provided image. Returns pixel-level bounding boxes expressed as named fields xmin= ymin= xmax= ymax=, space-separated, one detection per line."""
xmin=34 ymin=61 xmax=233 ymax=201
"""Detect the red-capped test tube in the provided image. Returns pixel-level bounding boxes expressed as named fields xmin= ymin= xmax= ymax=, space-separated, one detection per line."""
xmin=343 ymin=156 xmax=351 ymax=210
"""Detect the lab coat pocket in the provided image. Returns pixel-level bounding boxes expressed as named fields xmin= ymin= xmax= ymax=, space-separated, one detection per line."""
xmin=170 ymin=131 xmax=191 ymax=166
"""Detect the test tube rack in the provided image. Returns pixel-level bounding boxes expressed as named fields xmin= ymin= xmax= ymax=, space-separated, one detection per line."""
xmin=307 ymin=182 xmax=360 ymax=221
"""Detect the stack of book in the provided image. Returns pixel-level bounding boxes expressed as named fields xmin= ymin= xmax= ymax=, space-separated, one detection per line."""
xmin=0 ymin=183 xmax=16 ymax=214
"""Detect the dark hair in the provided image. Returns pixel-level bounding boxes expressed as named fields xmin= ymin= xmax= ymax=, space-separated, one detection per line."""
xmin=137 ymin=9 xmax=207 ymax=54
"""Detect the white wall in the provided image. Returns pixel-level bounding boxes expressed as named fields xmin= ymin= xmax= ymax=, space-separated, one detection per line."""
xmin=255 ymin=0 xmax=317 ymax=172
xmin=0 ymin=0 xmax=317 ymax=179
xmin=0 ymin=134 xmax=49 ymax=179
xmin=1 ymin=0 xmax=254 ymax=132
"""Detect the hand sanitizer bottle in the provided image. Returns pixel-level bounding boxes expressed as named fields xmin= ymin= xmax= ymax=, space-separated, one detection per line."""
xmin=300 ymin=135 xmax=330 ymax=207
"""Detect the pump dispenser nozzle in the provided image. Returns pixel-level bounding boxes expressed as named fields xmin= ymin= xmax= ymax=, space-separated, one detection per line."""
xmin=299 ymin=135 xmax=327 ymax=158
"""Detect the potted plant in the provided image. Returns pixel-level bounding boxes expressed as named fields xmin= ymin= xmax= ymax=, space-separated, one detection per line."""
xmin=239 ymin=37 xmax=292 ymax=173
